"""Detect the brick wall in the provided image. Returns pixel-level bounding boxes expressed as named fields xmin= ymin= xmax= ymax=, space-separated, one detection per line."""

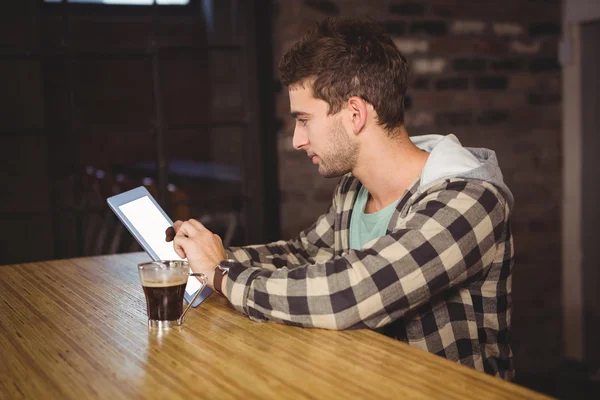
xmin=272 ymin=0 xmax=562 ymax=375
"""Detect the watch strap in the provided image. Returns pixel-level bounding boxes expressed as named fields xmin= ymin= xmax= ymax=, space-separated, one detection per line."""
xmin=213 ymin=264 xmax=227 ymax=295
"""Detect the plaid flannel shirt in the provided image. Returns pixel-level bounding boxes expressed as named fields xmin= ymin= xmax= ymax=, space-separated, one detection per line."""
xmin=226 ymin=174 xmax=514 ymax=379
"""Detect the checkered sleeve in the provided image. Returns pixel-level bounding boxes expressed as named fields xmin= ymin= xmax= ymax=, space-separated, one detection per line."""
xmin=225 ymin=186 xmax=339 ymax=271
xmin=225 ymin=180 xmax=508 ymax=329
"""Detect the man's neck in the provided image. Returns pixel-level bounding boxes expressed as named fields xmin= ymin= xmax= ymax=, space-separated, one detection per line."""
xmin=352 ymin=128 xmax=429 ymax=212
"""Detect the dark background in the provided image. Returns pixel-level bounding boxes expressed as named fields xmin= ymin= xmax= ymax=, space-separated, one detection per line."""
xmin=0 ymin=0 xmax=280 ymax=261
xmin=1 ymin=0 xmax=598 ymax=398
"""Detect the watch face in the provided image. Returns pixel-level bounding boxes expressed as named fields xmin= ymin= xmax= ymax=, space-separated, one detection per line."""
xmin=222 ymin=259 xmax=237 ymax=267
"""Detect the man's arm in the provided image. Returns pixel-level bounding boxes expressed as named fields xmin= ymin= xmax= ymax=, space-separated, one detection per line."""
xmin=166 ymin=192 xmax=337 ymax=271
xmin=225 ymin=180 xmax=508 ymax=330
xmin=225 ymin=204 xmax=336 ymax=271
xmin=224 ymin=178 xmax=345 ymax=271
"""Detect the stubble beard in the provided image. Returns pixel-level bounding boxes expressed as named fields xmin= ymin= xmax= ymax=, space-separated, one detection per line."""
xmin=318 ymin=118 xmax=359 ymax=178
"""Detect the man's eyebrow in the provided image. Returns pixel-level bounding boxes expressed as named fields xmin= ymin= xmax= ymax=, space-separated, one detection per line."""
xmin=290 ymin=111 xmax=310 ymax=118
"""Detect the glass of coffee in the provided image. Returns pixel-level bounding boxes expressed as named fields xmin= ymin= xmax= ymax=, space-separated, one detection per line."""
xmin=138 ymin=260 xmax=208 ymax=329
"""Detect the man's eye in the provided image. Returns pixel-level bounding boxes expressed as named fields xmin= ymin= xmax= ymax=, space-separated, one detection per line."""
xmin=298 ymin=119 xmax=308 ymax=126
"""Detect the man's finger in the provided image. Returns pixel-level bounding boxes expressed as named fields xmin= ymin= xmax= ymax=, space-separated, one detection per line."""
xmin=173 ymin=220 xmax=184 ymax=232
xmin=176 ymin=220 xmax=202 ymax=239
xmin=173 ymin=235 xmax=190 ymax=259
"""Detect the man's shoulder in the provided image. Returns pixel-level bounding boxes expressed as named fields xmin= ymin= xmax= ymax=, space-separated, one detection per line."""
xmin=417 ymin=177 xmax=510 ymax=210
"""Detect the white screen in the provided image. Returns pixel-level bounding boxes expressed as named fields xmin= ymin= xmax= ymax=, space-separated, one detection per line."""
xmin=119 ymin=196 xmax=202 ymax=295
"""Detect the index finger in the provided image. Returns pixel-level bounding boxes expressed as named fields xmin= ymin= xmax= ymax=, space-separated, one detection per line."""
xmin=173 ymin=220 xmax=184 ymax=232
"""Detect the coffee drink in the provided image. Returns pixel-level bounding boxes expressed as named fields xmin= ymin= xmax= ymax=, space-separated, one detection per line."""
xmin=138 ymin=260 xmax=207 ymax=329
xmin=142 ymin=279 xmax=187 ymax=321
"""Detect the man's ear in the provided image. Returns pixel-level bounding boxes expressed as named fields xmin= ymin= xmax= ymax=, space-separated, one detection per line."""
xmin=346 ymin=96 xmax=368 ymax=136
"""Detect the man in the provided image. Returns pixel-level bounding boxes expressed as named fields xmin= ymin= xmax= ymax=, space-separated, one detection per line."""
xmin=166 ymin=17 xmax=515 ymax=380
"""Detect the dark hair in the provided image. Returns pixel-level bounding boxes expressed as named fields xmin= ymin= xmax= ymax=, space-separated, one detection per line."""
xmin=279 ymin=17 xmax=409 ymax=133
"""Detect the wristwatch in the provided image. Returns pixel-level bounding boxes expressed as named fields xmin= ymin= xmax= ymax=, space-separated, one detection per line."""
xmin=214 ymin=259 xmax=236 ymax=295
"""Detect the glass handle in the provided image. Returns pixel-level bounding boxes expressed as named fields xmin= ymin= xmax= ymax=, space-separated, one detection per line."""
xmin=178 ymin=273 xmax=208 ymax=325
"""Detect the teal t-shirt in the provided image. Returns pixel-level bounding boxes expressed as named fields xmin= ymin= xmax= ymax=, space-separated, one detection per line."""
xmin=349 ymin=185 xmax=400 ymax=250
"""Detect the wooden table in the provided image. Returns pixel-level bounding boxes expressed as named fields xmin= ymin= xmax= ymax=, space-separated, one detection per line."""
xmin=0 ymin=253 xmax=550 ymax=399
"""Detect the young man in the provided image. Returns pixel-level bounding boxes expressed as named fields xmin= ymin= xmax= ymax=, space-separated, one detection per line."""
xmin=166 ymin=17 xmax=515 ymax=380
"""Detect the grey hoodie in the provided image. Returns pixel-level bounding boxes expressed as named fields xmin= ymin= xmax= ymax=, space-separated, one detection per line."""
xmin=411 ymin=134 xmax=514 ymax=211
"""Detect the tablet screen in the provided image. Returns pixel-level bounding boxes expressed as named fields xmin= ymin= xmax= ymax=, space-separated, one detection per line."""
xmin=119 ymin=196 xmax=181 ymax=261
xmin=118 ymin=196 xmax=202 ymax=295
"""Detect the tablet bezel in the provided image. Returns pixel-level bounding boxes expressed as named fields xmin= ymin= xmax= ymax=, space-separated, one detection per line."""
xmin=107 ymin=186 xmax=213 ymax=307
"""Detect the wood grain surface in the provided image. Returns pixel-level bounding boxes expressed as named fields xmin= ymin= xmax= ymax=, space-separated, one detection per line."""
xmin=0 ymin=253 xmax=551 ymax=399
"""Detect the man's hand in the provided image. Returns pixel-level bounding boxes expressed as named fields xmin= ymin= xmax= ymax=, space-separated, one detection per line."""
xmin=165 ymin=220 xmax=227 ymax=290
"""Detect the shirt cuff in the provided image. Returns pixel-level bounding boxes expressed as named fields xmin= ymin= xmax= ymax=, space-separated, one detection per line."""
xmin=224 ymin=248 xmax=235 ymax=258
xmin=226 ymin=262 xmax=259 ymax=315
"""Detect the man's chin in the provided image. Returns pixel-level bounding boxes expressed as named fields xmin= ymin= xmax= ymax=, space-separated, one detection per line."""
xmin=318 ymin=166 xmax=348 ymax=178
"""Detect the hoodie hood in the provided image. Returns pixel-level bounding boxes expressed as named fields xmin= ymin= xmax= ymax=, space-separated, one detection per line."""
xmin=410 ymin=134 xmax=514 ymax=210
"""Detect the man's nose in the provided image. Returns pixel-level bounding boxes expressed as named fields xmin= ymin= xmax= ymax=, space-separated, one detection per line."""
xmin=292 ymin=126 xmax=308 ymax=150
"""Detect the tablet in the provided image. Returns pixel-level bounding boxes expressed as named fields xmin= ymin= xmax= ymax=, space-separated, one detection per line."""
xmin=107 ymin=186 xmax=212 ymax=307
